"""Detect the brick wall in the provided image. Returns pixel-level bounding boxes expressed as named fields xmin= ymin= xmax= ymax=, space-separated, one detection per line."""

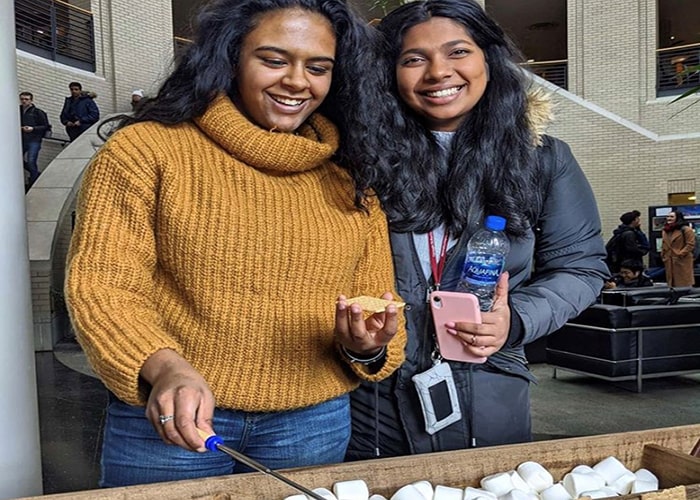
xmin=567 ymin=0 xmax=698 ymax=136
xmin=547 ymin=0 xmax=700 ymax=245
xmin=546 ymin=91 xmax=700 ymax=247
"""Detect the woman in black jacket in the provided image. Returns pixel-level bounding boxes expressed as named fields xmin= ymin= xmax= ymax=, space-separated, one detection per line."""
xmin=347 ymin=0 xmax=608 ymax=459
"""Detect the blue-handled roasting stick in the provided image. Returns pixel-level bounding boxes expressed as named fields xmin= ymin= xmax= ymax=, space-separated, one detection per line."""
xmin=198 ymin=430 xmax=326 ymax=500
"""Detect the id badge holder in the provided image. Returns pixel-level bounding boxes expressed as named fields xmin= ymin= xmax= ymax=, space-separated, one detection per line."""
xmin=411 ymin=361 xmax=462 ymax=435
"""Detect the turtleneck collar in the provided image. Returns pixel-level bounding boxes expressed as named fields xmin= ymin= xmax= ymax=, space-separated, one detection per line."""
xmin=193 ymin=94 xmax=339 ymax=174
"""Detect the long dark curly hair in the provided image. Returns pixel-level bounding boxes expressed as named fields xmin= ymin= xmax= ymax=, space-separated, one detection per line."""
xmin=101 ymin=0 xmax=385 ymax=208
xmin=369 ymin=0 xmax=544 ymax=236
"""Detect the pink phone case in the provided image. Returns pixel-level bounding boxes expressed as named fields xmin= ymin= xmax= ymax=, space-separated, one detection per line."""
xmin=429 ymin=290 xmax=486 ymax=364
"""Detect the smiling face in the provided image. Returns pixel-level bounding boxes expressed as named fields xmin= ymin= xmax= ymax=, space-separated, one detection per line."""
xmin=666 ymin=212 xmax=677 ymax=224
xmin=396 ymin=17 xmax=488 ymax=132
xmin=235 ymin=8 xmax=336 ymax=133
xmin=619 ymin=267 xmax=641 ymax=284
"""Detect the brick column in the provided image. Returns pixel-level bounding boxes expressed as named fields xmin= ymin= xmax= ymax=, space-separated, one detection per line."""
xmin=0 ymin=2 xmax=43 ymax=497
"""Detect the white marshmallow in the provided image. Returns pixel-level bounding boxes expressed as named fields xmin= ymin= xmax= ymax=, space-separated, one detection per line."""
xmin=498 ymin=490 xmax=539 ymax=500
xmin=434 ymin=485 xmax=464 ymax=500
xmin=411 ymin=481 xmax=434 ymax=500
xmin=334 ymin=479 xmax=370 ymax=500
xmin=517 ymin=462 xmax=554 ymax=493
xmin=391 ymin=484 xmax=427 ymax=500
xmin=464 ymin=487 xmax=498 ymax=500
xmin=579 ymin=487 xmax=619 ymax=499
xmin=481 ymin=472 xmax=516 ymax=497
xmin=506 ymin=471 xmax=533 ymax=493
xmin=634 ymin=469 xmax=658 ymax=487
xmin=571 ymin=465 xmax=595 ymax=475
xmin=369 ymin=496 xmax=388 ymax=500
xmin=284 ymin=496 xmax=307 ymax=500
xmin=562 ymin=466 xmax=605 ymax=498
xmin=540 ymin=483 xmax=573 ymax=500
xmin=631 ymin=480 xmax=658 ymax=494
xmin=609 ymin=471 xmax=636 ymax=495
xmin=564 ymin=472 xmax=608 ymax=498
xmin=592 ymin=457 xmax=630 ymax=486
xmin=310 ymin=488 xmax=339 ymax=500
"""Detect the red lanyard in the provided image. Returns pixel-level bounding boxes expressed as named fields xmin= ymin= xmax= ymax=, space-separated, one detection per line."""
xmin=428 ymin=230 xmax=449 ymax=290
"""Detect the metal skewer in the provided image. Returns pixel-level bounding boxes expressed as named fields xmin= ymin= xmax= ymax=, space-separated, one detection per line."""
xmin=199 ymin=430 xmax=326 ymax=500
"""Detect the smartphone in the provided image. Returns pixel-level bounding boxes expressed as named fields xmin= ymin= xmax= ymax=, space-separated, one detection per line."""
xmin=429 ymin=290 xmax=486 ymax=364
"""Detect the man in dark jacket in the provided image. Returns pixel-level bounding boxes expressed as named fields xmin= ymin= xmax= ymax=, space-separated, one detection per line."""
xmin=60 ymin=82 xmax=99 ymax=142
xmin=605 ymin=211 xmax=650 ymax=273
xmin=19 ymin=92 xmax=51 ymax=189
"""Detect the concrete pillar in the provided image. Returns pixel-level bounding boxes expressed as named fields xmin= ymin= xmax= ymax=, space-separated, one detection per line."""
xmin=0 ymin=3 xmax=44 ymax=498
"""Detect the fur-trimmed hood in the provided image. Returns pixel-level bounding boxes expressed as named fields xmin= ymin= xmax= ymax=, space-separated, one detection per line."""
xmin=526 ymin=87 xmax=554 ymax=146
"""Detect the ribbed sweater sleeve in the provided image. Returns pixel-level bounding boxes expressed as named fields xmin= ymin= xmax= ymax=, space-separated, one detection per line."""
xmin=343 ymin=196 xmax=406 ymax=381
xmin=66 ymin=134 xmax=181 ymax=404
xmin=66 ymin=99 xmax=406 ymax=411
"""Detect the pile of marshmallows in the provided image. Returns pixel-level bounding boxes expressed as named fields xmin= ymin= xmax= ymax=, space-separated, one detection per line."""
xmin=283 ymin=456 xmax=659 ymax=500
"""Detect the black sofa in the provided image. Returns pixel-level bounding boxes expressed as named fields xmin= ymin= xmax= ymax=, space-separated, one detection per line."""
xmin=545 ymin=287 xmax=700 ymax=391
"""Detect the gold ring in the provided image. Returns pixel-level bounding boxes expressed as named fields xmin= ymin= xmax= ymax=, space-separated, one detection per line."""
xmin=158 ymin=414 xmax=174 ymax=425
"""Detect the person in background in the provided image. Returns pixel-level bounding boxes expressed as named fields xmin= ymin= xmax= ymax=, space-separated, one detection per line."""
xmin=605 ymin=210 xmax=650 ymax=273
xmin=346 ymin=0 xmax=608 ymax=460
xmin=65 ymin=0 xmax=405 ymax=488
xmin=131 ymin=89 xmax=145 ymax=110
xmin=60 ymin=81 xmax=100 ymax=141
xmin=661 ymin=210 xmax=696 ymax=287
xmin=603 ymin=258 xmax=654 ymax=289
xmin=630 ymin=210 xmax=651 ymax=255
xmin=19 ymin=91 xmax=50 ymax=190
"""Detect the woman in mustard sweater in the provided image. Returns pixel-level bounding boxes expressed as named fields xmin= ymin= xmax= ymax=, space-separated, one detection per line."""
xmin=65 ymin=0 xmax=405 ymax=487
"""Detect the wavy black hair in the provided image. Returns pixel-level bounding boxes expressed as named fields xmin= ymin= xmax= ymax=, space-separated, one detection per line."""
xmin=369 ymin=0 xmax=544 ymax=236
xmin=101 ymin=0 xmax=384 ymax=208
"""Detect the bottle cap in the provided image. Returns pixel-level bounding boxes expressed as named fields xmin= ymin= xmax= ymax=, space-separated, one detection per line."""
xmin=484 ymin=215 xmax=506 ymax=231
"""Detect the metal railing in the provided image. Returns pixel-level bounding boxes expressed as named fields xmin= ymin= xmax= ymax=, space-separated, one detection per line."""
xmin=15 ymin=0 xmax=95 ymax=72
xmin=524 ymin=59 xmax=568 ymax=89
xmin=657 ymin=43 xmax=700 ymax=97
xmin=173 ymin=36 xmax=193 ymax=63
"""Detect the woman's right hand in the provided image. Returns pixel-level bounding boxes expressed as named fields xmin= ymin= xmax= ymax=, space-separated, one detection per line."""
xmin=334 ymin=292 xmax=400 ymax=355
xmin=140 ymin=349 xmax=216 ymax=452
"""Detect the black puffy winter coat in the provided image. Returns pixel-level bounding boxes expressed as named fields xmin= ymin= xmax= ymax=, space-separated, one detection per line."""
xmin=347 ymin=134 xmax=608 ymax=460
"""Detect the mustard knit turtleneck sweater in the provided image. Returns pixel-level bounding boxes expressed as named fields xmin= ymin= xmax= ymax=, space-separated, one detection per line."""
xmin=66 ymin=95 xmax=405 ymax=412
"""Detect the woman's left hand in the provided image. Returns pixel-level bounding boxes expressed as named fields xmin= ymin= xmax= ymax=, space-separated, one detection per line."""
xmin=335 ymin=292 xmax=400 ymax=356
xmin=446 ymin=272 xmax=511 ymax=357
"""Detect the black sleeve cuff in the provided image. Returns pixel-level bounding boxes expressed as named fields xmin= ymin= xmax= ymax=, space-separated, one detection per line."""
xmin=506 ymin=298 xmax=525 ymax=348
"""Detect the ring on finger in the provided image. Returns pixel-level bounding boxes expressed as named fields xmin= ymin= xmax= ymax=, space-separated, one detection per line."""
xmin=471 ymin=334 xmax=477 ymax=346
xmin=158 ymin=414 xmax=174 ymax=425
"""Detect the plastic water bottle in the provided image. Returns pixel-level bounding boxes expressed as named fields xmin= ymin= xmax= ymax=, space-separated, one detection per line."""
xmin=458 ymin=215 xmax=510 ymax=311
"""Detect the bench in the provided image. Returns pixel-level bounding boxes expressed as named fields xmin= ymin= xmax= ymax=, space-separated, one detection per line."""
xmin=545 ymin=287 xmax=700 ymax=392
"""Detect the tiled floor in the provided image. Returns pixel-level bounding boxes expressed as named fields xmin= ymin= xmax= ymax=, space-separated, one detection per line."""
xmin=35 ymin=339 xmax=700 ymax=496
